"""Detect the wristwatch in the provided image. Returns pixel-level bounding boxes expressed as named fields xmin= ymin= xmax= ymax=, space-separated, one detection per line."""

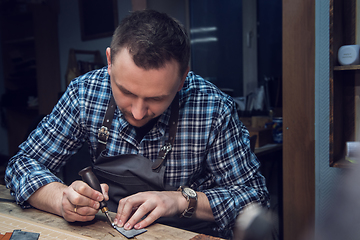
xmin=178 ymin=186 xmax=197 ymax=218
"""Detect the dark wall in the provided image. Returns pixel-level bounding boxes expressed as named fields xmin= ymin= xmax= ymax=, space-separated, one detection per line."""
xmin=257 ymin=0 xmax=282 ymax=87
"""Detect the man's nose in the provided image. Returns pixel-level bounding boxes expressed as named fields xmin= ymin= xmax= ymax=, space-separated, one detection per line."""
xmin=132 ymin=99 xmax=147 ymax=120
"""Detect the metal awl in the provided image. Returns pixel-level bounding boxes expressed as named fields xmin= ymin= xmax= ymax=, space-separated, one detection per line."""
xmin=78 ymin=166 xmax=113 ymax=226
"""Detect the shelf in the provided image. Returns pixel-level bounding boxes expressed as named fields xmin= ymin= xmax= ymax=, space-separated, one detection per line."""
xmin=0 ymin=2 xmax=61 ymax=154
xmin=331 ymin=157 xmax=356 ymax=168
xmin=334 ymin=65 xmax=360 ymax=70
xmin=13 ymin=58 xmax=36 ymax=69
xmin=254 ymin=143 xmax=282 ymax=157
xmin=328 ymin=0 xmax=360 ymax=167
xmin=3 ymin=37 xmax=35 ymax=45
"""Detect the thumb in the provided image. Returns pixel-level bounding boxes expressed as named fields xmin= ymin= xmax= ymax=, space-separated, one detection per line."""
xmin=100 ymin=183 xmax=109 ymax=201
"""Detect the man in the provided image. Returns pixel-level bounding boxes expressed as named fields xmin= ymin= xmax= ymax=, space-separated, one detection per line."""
xmin=5 ymin=10 xmax=269 ymax=238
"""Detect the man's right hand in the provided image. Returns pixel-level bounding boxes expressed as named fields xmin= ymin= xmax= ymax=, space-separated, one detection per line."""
xmin=28 ymin=181 xmax=109 ymax=222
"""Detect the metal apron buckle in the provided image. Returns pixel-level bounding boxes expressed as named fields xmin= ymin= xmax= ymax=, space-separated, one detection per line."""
xmin=98 ymin=126 xmax=110 ymax=144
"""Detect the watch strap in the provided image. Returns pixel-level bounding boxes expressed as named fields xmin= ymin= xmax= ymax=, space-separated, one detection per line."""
xmin=178 ymin=186 xmax=197 ymax=218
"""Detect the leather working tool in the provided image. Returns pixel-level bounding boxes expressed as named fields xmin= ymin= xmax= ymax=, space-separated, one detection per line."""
xmin=78 ymin=166 xmax=113 ymax=225
xmin=78 ymin=166 xmax=148 ymax=238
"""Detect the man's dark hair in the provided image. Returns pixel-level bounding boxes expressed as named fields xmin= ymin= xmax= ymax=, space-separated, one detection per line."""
xmin=110 ymin=9 xmax=190 ymax=77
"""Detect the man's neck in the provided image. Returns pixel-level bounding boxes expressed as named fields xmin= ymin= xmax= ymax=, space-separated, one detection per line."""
xmin=134 ymin=116 xmax=160 ymax=142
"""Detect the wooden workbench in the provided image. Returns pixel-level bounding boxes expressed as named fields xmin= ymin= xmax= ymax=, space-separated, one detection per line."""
xmin=0 ymin=185 xmax=219 ymax=239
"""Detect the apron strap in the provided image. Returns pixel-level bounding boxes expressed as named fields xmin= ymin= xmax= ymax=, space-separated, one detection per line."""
xmin=152 ymin=93 xmax=179 ymax=172
xmin=96 ymin=95 xmax=116 ymax=159
xmin=96 ymin=93 xmax=179 ymax=170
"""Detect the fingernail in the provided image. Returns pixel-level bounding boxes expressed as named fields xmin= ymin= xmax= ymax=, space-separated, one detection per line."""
xmin=118 ymin=219 xmax=123 ymax=227
xmin=134 ymin=223 xmax=141 ymax=229
xmin=124 ymin=223 xmax=130 ymax=230
xmin=113 ymin=218 xmax=118 ymax=225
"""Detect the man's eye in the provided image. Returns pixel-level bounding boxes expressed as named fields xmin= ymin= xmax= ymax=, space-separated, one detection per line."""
xmin=123 ymin=91 xmax=134 ymax=96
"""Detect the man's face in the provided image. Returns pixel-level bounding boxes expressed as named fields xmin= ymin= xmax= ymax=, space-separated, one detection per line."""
xmin=106 ymin=47 xmax=186 ymax=127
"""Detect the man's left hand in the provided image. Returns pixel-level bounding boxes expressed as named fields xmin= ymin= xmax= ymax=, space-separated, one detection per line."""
xmin=113 ymin=191 xmax=186 ymax=230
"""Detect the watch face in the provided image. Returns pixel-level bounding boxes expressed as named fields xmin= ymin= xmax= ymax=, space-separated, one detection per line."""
xmin=184 ymin=188 xmax=197 ymax=198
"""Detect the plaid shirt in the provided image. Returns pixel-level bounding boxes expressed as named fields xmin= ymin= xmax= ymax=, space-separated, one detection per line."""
xmin=5 ymin=67 xmax=269 ymax=238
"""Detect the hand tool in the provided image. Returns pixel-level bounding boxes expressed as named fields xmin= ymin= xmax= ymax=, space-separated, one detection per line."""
xmin=78 ymin=166 xmax=148 ymax=238
xmin=78 ymin=166 xmax=113 ymax=225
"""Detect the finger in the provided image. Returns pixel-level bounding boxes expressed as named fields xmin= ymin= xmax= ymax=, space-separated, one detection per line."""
xmin=61 ymin=184 xmax=100 ymax=223
xmin=100 ymin=183 xmax=109 ymax=201
xmin=73 ymin=205 xmax=99 ymax=217
xmin=73 ymin=180 xmax=104 ymax=202
xmin=69 ymin=181 xmax=102 ymax=209
xmin=125 ymin=203 xmax=158 ymax=230
xmin=61 ymin=199 xmax=97 ymax=222
xmin=66 ymin=208 xmax=96 ymax=222
xmin=133 ymin=208 xmax=162 ymax=229
xmin=115 ymin=197 xmax=143 ymax=227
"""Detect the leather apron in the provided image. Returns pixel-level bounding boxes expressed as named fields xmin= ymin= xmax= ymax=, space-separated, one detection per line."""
xmin=91 ymin=94 xmax=218 ymax=237
xmin=93 ymin=153 xmax=176 ymax=211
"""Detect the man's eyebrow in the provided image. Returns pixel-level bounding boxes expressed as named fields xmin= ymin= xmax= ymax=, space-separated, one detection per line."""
xmin=118 ymin=84 xmax=135 ymax=95
xmin=117 ymin=84 xmax=169 ymax=99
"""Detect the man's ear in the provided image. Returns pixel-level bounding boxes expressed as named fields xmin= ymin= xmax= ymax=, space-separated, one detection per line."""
xmin=178 ymin=66 xmax=190 ymax=91
xmin=106 ymin=47 xmax=112 ymax=74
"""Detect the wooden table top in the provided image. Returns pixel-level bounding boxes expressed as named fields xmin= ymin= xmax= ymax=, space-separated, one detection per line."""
xmin=0 ymin=185 xmax=220 ymax=240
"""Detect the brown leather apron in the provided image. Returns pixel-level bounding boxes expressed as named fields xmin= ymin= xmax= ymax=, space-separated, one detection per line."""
xmin=92 ymin=94 xmax=218 ymax=237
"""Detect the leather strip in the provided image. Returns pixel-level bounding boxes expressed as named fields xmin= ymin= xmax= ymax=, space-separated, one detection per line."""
xmin=96 ymin=93 xmax=179 ymax=171
xmin=151 ymin=93 xmax=179 ymax=171
xmin=96 ymin=95 xmax=116 ymax=159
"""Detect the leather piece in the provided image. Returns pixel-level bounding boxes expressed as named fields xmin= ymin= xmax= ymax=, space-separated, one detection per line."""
xmin=0 ymin=232 xmax=13 ymax=240
xmin=9 ymin=230 xmax=39 ymax=240
xmin=113 ymin=225 xmax=147 ymax=238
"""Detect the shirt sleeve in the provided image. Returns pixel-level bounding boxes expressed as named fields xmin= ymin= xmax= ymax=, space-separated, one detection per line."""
xmin=200 ymin=100 xmax=270 ymax=236
xmin=5 ymin=81 xmax=86 ymax=206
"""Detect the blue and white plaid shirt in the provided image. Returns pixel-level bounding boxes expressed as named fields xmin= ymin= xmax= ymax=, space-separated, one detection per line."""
xmin=5 ymin=67 xmax=269 ymax=238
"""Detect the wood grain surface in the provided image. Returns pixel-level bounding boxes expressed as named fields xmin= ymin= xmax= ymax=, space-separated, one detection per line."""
xmin=0 ymin=185 xmax=205 ymax=240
